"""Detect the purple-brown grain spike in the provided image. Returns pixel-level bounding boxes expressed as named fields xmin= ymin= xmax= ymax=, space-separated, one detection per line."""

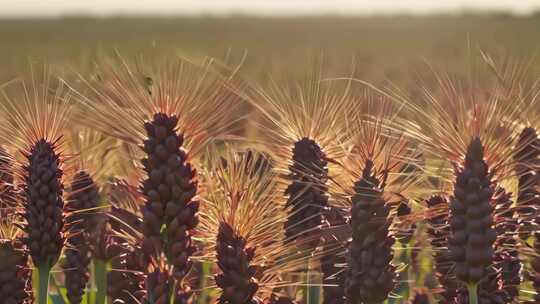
xmin=0 ymin=238 xmax=32 ymax=304
xmin=426 ymin=195 xmax=458 ymax=303
xmin=526 ymin=220 xmax=540 ymax=304
xmin=108 ymin=246 xmax=145 ymax=303
xmin=215 ymin=223 xmax=259 ymax=304
xmin=22 ymin=139 xmax=65 ymax=268
xmin=345 ymin=159 xmax=395 ymax=304
xmin=449 ymin=137 xmax=496 ymax=285
xmin=284 ymin=137 xmax=328 ymax=249
xmin=492 ymin=188 xmax=520 ymax=302
xmin=0 ymin=147 xmax=17 ymax=214
xmin=63 ymin=171 xmax=100 ymax=304
xmin=140 ymin=113 xmax=198 ymax=282
xmin=395 ymin=201 xmax=416 ymax=244
xmin=454 ymin=264 xmax=506 ymax=304
xmin=513 ymin=127 xmax=540 ymax=239
xmin=321 ymin=207 xmax=346 ymax=304
xmin=63 ymin=241 xmax=91 ymax=304
xmin=145 ymin=267 xmax=174 ymax=304
xmin=65 ymin=171 xmax=100 ymax=232
xmin=90 ymin=215 xmax=123 ymax=262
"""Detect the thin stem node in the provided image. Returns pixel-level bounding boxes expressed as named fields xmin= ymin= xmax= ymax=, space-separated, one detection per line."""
xmin=467 ymin=283 xmax=478 ymax=304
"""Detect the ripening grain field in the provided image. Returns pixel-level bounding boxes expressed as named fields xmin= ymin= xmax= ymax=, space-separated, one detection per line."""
xmin=0 ymin=14 xmax=539 ymax=304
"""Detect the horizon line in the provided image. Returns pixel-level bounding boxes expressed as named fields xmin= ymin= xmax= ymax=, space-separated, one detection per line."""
xmin=1 ymin=8 xmax=540 ymax=20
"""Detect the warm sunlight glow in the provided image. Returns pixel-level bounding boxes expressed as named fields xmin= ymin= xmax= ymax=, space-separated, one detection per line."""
xmin=1 ymin=0 xmax=539 ymax=17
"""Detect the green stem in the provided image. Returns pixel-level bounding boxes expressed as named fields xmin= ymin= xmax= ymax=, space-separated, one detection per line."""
xmin=37 ymin=265 xmax=52 ymax=304
xmin=49 ymin=274 xmax=67 ymax=304
xmin=197 ymin=262 xmax=211 ymax=304
xmin=467 ymin=283 xmax=478 ymax=304
xmin=169 ymin=283 xmax=176 ymax=304
xmin=95 ymin=259 xmax=108 ymax=304
xmin=305 ymin=259 xmax=320 ymax=304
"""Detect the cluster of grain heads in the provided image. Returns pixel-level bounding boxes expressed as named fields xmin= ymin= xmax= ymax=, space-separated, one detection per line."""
xmin=0 ymin=219 xmax=32 ymax=304
xmin=2 ymin=55 xmax=540 ymax=303
xmin=61 ymin=128 xmax=129 ymax=304
xmin=0 ymin=68 xmax=73 ymax=304
xmin=514 ymin=127 xmax=540 ymax=239
xmin=389 ymin=62 xmax=532 ymax=303
xmin=415 ymin=137 xmax=519 ymax=303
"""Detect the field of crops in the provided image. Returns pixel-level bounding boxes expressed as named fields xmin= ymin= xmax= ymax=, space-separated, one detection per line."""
xmin=0 ymin=14 xmax=539 ymax=304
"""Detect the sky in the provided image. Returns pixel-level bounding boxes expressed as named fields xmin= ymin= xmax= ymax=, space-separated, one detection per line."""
xmin=2 ymin=0 xmax=540 ymax=17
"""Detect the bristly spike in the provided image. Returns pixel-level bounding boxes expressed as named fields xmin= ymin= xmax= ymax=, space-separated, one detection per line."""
xmin=73 ymin=55 xmax=243 ymax=300
xmin=139 ymin=112 xmax=197 ymax=302
xmin=24 ymin=139 xmax=66 ymax=268
xmin=199 ymin=148 xmax=307 ymax=301
xmin=243 ymin=66 xmax=359 ymax=252
xmin=345 ymin=158 xmax=395 ymax=304
xmin=284 ymin=136 xmax=329 ymax=249
xmin=513 ymin=126 xmax=540 ymax=239
xmin=0 ymin=67 xmax=73 ymax=277
xmin=449 ymin=137 xmax=496 ymax=285
xmin=333 ymin=95 xmax=421 ymax=304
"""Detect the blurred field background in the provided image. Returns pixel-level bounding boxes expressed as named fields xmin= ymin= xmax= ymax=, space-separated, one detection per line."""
xmin=1 ymin=13 xmax=540 ymax=88
xmin=2 ymin=10 xmax=540 ymax=304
